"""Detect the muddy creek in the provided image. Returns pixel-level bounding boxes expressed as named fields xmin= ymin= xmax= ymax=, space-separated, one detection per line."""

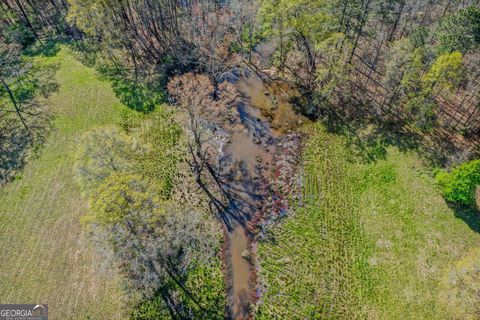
xmin=221 ymin=72 xmax=306 ymax=319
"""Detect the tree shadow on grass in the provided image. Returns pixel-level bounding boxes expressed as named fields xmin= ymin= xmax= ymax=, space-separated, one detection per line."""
xmin=70 ymin=40 xmax=176 ymax=113
xmin=0 ymin=57 xmax=58 ymax=185
xmin=453 ymin=205 xmax=480 ymax=234
xmin=109 ymin=76 xmax=162 ymax=113
xmin=23 ymin=37 xmax=71 ymax=57
xmin=95 ymin=64 xmax=166 ymax=113
xmin=0 ymin=114 xmax=53 ymax=185
xmin=130 ymin=267 xmax=225 ymax=320
xmin=0 ymin=127 xmax=31 ymax=184
xmin=318 ymin=99 xmax=423 ymax=164
xmin=307 ymin=93 xmax=477 ymax=167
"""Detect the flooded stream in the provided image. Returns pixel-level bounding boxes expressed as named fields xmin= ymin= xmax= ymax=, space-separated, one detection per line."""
xmin=220 ymin=71 xmax=306 ymax=319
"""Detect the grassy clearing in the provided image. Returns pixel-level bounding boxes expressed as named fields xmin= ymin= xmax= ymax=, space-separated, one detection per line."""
xmin=256 ymin=124 xmax=480 ymax=319
xmin=0 ymin=49 xmax=128 ymax=319
xmin=359 ymin=149 xmax=480 ymax=319
xmin=256 ymin=124 xmax=375 ymax=319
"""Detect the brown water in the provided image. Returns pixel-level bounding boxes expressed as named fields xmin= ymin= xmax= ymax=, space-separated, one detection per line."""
xmin=222 ymin=101 xmax=272 ymax=319
xmin=236 ymin=75 xmax=308 ymax=134
xmin=222 ymin=72 xmax=305 ymax=319
xmin=228 ymin=225 xmax=251 ymax=319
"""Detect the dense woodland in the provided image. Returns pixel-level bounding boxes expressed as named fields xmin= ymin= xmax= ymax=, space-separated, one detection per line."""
xmin=1 ymin=0 xmax=480 ymax=319
xmin=2 ymin=0 xmax=479 ymax=168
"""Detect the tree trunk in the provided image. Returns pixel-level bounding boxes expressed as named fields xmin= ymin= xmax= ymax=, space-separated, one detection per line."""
xmin=13 ymin=0 xmax=40 ymax=42
xmin=387 ymin=1 xmax=405 ymax=43
xmin=348 ymin=0 xmax=372 ymax=63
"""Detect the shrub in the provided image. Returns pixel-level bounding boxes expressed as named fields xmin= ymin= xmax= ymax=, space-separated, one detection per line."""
xmin=75 ymin=127 xmax=147 ymax=191
xmin=422 ymin=51 xmax=464 ymax=92
xmin=404 ymin=90 xmax=438 ymax=132
xmin=436 ymin=159 xmax=480 ymax=207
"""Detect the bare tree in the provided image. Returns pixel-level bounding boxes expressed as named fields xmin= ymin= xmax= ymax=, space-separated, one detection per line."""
xmin=84 ymin=172 xmax=219 ymax=318
xmin=167 ymin=73 xmax=239 ymax=225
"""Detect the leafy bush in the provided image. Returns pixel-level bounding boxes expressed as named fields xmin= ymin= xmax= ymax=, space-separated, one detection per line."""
xmin=75 ymin=126 xmax=147 ymax=191
xmin=422 ymin=51 xmax=463 ymax=92
xmin=404 ymin=90 xmax=438 ymax=132
xmin=436 ymin=159 xmax=480 ymax=207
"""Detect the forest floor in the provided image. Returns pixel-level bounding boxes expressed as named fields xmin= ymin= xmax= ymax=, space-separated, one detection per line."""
xmin=0 ymin=49 xmax=128 ymax=320
xmin=255 ymin=123 xmax=480 ymax=319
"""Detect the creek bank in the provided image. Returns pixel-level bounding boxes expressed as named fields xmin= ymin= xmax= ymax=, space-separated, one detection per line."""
xmin=217 ymin=70 xmax=304 ymax=319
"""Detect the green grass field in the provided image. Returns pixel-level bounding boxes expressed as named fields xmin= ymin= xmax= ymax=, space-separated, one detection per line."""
xmin=256 ymin=124 xmax=480 ymax=319
xmin=0 ymin=49 xmax=128 ymax=319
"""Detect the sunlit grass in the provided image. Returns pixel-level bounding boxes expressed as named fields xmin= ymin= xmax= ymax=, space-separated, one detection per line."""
xmin=256 ymin=124 xmax=480 ymax=319
xmin=0 ymin=48 xmax=128 ymax=319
